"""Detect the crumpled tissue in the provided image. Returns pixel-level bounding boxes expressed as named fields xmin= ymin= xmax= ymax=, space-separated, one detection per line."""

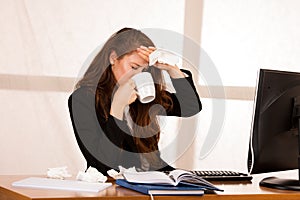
xmin=107 ymin=166 xmax=137 ymax=180
xmin=76 ymin=166 xmax=107 ymax=183
xmin=149 ymin=48 xmax=179 ymax=66
xmin=47 ymin=166 xmax=72 ymax=179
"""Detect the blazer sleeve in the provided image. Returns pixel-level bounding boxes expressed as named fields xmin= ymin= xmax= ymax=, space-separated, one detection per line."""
xmin=68 ymin=87 xmax=139 ymax=175
xmin=166 ymin=69 xmax=202 ymax=117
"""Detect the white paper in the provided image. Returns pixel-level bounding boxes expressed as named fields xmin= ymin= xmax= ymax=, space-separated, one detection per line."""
xmin=107 ymin=166 xmax=137 ymax=180
xmin=149 ymin=48 xmax=179 ymax=66
xmin=76 ymin=166 xmax=107 ymax=183
xmin=12 ymin=177 xmax=112 ymax=193
xmin=46 ymin=166 xmax=72 ymax=179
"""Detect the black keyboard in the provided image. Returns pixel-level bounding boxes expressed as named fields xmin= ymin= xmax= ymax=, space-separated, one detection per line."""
xmin=190 ymin=170 xmax=252 ymax=181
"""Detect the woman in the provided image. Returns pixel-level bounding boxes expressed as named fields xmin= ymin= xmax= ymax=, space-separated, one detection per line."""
xmin=68 ymin=28 xmax=201 ymax=175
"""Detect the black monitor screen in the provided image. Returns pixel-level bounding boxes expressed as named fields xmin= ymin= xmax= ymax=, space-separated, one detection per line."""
xmin=248 ymin=69 xmax=300 ymax=174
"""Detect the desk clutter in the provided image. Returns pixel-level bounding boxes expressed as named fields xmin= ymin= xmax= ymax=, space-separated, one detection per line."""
xmin=12 ymin=166 xmax=111 ymax=193
xmin=12 ymin=177 xmax=112 ymax=193
xmin=11 ymin=166 xmax=222 ymax=196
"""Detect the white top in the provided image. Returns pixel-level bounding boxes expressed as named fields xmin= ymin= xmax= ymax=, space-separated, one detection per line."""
xmin=124 ymin=106 xmax=150 ymax=171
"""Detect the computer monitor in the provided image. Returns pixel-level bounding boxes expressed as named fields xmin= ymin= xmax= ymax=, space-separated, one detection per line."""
xmin=248 ymin=68 xmax=300 ymax=191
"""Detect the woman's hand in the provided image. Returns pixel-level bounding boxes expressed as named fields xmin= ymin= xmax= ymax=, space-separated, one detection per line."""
xmin=137 ymin=46 xmax=185 ymax=79
xmin=110 ymin=79 xmax=137 ymax=120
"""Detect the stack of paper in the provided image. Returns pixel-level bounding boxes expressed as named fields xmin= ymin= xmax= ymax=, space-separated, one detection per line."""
xmin=12 ymin=177 xmax=112 ymax=193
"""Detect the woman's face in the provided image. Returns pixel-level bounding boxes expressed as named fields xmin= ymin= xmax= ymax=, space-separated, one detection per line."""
xmin=112 ymin=51 xmax=149 ymax=84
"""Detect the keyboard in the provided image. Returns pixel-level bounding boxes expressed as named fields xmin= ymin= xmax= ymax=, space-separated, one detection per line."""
xmin=190 ymin=170 xmax=253 ymax=181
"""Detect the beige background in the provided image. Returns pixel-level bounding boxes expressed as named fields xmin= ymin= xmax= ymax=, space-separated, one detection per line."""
xmin=1 ymin=0 xmax=300 ymax=175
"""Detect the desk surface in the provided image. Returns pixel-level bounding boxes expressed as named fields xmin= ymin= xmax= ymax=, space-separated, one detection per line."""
xmin=1 ymin=170 xmax=300 ymax=200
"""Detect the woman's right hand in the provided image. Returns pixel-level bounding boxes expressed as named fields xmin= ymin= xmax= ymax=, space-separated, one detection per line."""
xmin=110 ymin=79 xmax=137 ymax=120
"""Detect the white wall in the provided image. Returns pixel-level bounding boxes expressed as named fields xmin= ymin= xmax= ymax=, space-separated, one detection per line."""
xmin=174 ymin=0 xmax=300 ymax=173
xmin=201 ymin=0 xmax=300 ymax=87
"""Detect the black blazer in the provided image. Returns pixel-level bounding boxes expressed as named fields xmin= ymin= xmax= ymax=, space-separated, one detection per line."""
xmin=68 ymin=69 xmax=201 ymax=175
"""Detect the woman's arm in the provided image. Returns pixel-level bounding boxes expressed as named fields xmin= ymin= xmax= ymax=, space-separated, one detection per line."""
xmin=166 ymin=69 xmax=202 ymax=117
xmin=136 ymin=47 xmax=201 ymax=117
xmin=68 ymin=87 xmax=139 ymax=175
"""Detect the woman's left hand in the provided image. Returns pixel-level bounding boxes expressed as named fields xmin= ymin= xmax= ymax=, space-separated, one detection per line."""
xmin=137 ymin=46 xmax=185 ymax=79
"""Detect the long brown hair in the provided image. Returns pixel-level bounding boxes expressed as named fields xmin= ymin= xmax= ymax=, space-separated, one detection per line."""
xmin=76 ymin=28 xmax=173 ymax=169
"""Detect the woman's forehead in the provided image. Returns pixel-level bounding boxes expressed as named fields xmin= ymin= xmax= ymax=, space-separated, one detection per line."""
xmin=126 ymin=52 xmax=148 ymax=66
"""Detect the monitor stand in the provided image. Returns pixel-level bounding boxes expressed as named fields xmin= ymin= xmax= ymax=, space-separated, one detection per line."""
xmin=260 ymin=97 xmax=300 ymax=191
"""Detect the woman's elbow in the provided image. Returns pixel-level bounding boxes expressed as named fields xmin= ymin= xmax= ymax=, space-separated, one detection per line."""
xmin=181 ymin=100 xmax=202 ymax=117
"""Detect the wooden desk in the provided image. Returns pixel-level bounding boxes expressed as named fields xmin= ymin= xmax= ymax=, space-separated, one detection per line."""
xmin=1 ymin=170 xmax=300 ymax=200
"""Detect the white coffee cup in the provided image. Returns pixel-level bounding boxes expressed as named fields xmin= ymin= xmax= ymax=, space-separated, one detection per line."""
xmin=131 ymin=72 xmax=155 ymax=103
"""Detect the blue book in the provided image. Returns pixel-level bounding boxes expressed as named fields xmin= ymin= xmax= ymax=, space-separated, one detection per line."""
xmin=116 ymin=179 xmax=204 ymax=196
